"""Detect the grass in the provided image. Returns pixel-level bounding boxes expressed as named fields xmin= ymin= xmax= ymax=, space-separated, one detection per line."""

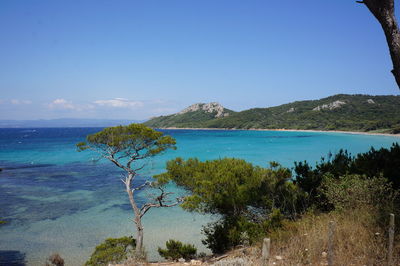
xmin=265 ymin=208 xmax=399 ymax=265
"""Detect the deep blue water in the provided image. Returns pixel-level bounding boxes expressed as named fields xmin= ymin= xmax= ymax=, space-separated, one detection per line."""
xmin=0 ymin=128 xmax=398 ymax=265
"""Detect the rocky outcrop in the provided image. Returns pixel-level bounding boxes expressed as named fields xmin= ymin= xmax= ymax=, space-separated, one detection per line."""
xmin=177 ymin=102 xmax=230 ymax=118
xmin=313 ymin=100 xmax=346 ymax=111
xmin=367 ymin=99 xmax=375 ymax=104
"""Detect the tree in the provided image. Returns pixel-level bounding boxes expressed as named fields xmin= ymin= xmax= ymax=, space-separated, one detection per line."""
xmin=85 ymin=236 xmax=136 ymax=266
xmin=358 ymin=0 xmax=400 ymax=88
xmin=157 ymin=158 xmax=305 ymax=253
xmin=157 ymin=239 xmax=197 ymax=261
xmin=77 ymin=124 xmax=180 ymax=254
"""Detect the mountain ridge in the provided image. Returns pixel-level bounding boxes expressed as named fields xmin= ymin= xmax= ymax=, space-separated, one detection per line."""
xmin=144 ymin=94 xmax=400 ymax=133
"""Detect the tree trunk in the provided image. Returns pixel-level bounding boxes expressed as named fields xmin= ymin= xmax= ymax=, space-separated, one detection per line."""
xmin=361 ymin=0 xmax=400 ymax=89
xmin=125 ymin=173 xmax=144 ymax=254
xmin=135 ymin=217 xmax=144 ymax=254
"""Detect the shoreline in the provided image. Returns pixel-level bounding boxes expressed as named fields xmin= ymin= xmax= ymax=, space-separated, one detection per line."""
xmin=159 ymin=127 xmax=400 ymax=137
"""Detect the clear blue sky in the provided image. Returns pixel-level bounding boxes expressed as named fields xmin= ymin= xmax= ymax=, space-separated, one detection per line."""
xmin=0 ymin=0 xmax=399 ymax=120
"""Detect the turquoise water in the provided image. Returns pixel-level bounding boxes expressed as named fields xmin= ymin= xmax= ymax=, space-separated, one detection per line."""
xmin=0 ymin=128 xmax=398 ymax=265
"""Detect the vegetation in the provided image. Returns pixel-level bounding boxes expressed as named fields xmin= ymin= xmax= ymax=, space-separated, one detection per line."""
xmin=158 ymin=158 xmax=305 ymax=253
xmin=145 ymin=94 xmax=400 ymax=132
xmin=158 ymin=142 xmax=400 ymax=258
xmin=77 ymin=123 xmax=179 ymax=253
xmin=45 ymin=253 xmax=64 ymax=266
xmin=157 ymin=239 xmax=197 ymax=261
xmin=267 ymin=172 xmax=399 ymax=265
xmin=145 ymin=104 xmax=234 ymax=128
xmin=294 ymin=142 xmax=400 ymax=210
xmin=85 ymin=236 xmax=136 ymax=266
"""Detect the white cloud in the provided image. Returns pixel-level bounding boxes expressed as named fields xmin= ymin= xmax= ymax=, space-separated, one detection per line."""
xmin=94 ymin=98 xmax=144 ymax=108
xmin=11 ymin=99 xmax=32 ymax=105
xmin=48 ymin=98 xmax=76 ymax=110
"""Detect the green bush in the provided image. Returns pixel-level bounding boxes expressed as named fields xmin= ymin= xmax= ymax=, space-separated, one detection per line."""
xmin=85 ymin=236 xmax=136 ymax=266
xmin=159 ymin=157 xmax=305 ymax=254
xmin=158 ymin=239 xmax=197 ymax=261
xmin=320 ymin=174 xmax=398 ymax=227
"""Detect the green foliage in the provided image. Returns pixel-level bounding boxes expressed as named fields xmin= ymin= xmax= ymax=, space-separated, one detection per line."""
xmin=85 ymin=236 xmax=136 ymax=266
xmin=202 ymin=210 xmax=284 ymax=254
xmin=294 ymin=143 xmax=400 ymax=210
xmin=320 ymin=174 xmax=397 ymax=213
xmin=0 ymin=220 xmax=7 ymax=225
xmin=144 ymin=106 xmax=235 ymax=128
xmin=157 ymin=239 xmax=197 ymax=261
xmin=77 ymin=123 xmax=176 ymax=159
xmin=158 ymin=158 xmax=305 ymax=253
xmin=159 ymin=157 xmax=304 ymax=217
xmin=145 ymin=94 xmax=400 ymax=132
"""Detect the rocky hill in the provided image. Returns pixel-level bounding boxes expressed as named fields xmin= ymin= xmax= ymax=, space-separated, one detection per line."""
xmin=144 ymin=102 xmax=235 ymax=128
xmin=145 ymin=94 xmax=400 ymax=133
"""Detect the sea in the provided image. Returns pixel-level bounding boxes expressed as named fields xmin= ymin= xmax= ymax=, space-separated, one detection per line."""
xmin=0 ymin=128 xmax=398 ymax=265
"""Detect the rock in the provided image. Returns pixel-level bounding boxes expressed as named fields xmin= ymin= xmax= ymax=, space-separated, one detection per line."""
xmin=190 ymin=259 xmax=202 ymax=265
xmin=367 ymin=99 xmax=375 ymax=104
xmin=286 ymin=107 xmax=295 ymax=113
xmin=275 ymin=255 xmax=283 ymax=260
xmin=178 ymin=258 xmax=186 ymax=263
xmin=313 ymin=100 xmax=346 ymax=111
xmin=321 ymin=251 xmax=327 ymax=258
xmin=177 ymin=102 xmax=229 ymax=118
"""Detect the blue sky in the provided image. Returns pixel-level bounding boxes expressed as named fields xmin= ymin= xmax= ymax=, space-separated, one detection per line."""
xmin=0 ymin=0 xmax=399 ymax=120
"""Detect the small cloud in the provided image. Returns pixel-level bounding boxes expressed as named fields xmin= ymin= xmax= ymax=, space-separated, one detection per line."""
xmin=94 ymin=98 xmax=144 ymax=108
xmin=48 ymin=98 xmax=76 ymax=110
xmin=48 ymin=99 xmax=94 ymax=111
xmin=11 ymin=99 xmax=32 ymax=105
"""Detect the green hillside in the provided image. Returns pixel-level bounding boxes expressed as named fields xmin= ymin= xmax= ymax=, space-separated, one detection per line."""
xmin=145 ymin=94 xmax=400 ymax=133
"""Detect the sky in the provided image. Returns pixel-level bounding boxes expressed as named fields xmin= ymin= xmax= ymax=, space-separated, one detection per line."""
xmin=0 ymin=0 xmax=399 ymax=120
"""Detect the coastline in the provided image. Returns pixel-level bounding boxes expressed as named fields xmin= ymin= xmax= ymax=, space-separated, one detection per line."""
xmin=159 ymin=127 xmax=400 ymax=138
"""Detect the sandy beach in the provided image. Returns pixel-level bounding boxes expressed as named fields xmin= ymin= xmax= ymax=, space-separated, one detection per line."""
xmin=160 ymin=127 xmax=400 ymax=137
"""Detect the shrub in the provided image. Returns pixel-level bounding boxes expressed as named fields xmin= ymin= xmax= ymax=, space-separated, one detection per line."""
xmin=158 ymin=239 xmax=197 ymax=261
xmin=45 ymin=253 xmax=64 ymax=266
xmin=319 ymin=174 xmax=398 ymax=227
xmin=85 ymin=236 xmax=136 ymax=266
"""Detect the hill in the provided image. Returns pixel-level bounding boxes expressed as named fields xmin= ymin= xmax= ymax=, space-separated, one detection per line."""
xmin=144 ymin=102 xmax=235 ymax=128
xmin=144 ymin=94 xmax=400 ymax=133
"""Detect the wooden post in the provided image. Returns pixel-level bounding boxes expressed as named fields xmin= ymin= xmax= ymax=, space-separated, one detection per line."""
xmin=262 ymin=238 xmax=270 ymax=266
xmin=388 ymin=213 xmax=395 ymax=266
xmin=328 ymin=221 xmax=335 ymax=266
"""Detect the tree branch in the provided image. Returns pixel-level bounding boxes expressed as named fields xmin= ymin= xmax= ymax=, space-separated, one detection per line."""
xmin=360 ymin=0 xmax=400 ymax=88
xmin=132 ymin=181 xmax=151 ymax=192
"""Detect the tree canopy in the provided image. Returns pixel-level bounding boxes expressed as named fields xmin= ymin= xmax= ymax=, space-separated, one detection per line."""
xmin=158 ymin=158 xmax=306 ymax=253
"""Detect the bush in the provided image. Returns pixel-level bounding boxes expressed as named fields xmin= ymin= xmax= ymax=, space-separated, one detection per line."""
xmin=85 ymin=236 xmax=136 ymax=266
xmin=294 ymin=143 xmax=400 ymax=210
xmin=319 ymin=174 xmax=398 ymax=227
xmin=45 ymin=253 xmax=64 ymax=266
xmin=158 ymin=239 xmax=197 ymax=261
xmin=159 ymin=158 xmax=306 ymax=254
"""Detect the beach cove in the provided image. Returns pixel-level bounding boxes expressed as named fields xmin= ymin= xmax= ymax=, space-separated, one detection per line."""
xmin=0 ymin=128 xmax=399 ymax=265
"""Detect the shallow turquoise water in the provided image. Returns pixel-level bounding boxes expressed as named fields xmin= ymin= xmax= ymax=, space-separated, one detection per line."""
xmin=0 ymin=128 xmax=398 ymax=265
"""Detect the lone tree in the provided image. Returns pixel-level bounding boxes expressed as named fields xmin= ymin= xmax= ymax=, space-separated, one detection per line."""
xmin=77 ymin=124 xmax=180 ymax=254
xmin=358 ymin=0 xmax=400 ymax=88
